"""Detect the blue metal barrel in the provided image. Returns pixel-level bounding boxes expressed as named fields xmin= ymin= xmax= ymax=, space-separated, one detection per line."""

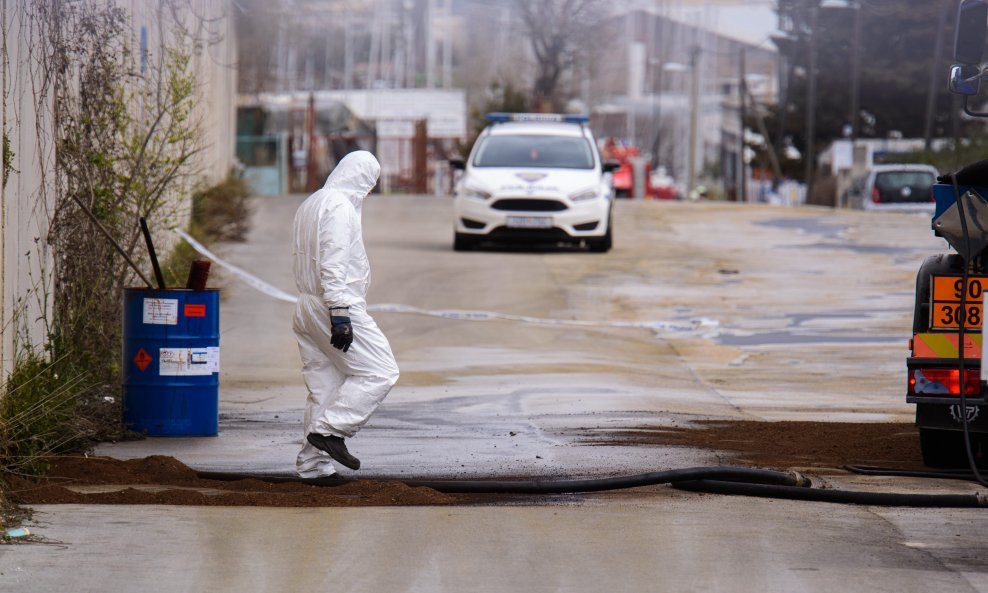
xmin=122 ymin=288 xmax=220 ymax=436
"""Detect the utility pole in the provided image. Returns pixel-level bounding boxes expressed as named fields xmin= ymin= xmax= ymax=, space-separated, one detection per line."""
xmin=442 ymin=0 xmax=452 ymax=89
xmin=804 ymin=5 xmax=818 ymax=203
xmin=382 ymin=0 xmax=392 ymax=88
xmin=746 ymin=85 xmax=784 ymax=183
xmin=368 ymin=1 xmax=380 ymax=89
xmin=426 ymin=0 xmax=436 ymax=88
xmin=738 ymin=48 xmax=747 ymax=203
xmin=404 ymin=0 xmax=415 ymax=88
xmin=848 ymin=0 xmax=862 ymax=140
xmin=276 ymin=23 xmax=287 ymax=90
xmin=687 ymin=45 xmax=700 ymax=198
xmin=344 ymin=10 xmax=353 ymax=90
xmin=306 ymin=93 xmax=318 ymax=193
xmin=924 ymin=0 xmax=948 ymax=149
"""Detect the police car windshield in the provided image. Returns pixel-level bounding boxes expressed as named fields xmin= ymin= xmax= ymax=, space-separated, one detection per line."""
xmin=473 ymin=135 xmax=595 ymax=169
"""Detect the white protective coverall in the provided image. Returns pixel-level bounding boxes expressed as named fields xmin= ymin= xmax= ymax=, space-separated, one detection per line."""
xmin=292 ymin=151 xmax=400 ymax=477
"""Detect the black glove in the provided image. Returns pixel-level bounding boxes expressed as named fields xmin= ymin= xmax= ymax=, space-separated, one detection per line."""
xmin=329 ymin=307 xmax=353 ymax=353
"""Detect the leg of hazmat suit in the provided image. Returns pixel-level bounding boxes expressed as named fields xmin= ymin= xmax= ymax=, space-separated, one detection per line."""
xmin=294 ymin=297 xmax=399 ymax=477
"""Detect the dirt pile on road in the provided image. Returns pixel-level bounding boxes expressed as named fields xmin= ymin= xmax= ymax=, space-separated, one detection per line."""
xmin=5 ymin=456 xmax=455 ymax=507
xmin=586 ymin=420 xmax=926 ymax=470
xmin=3 ymin=422 xmax=939 ymax=507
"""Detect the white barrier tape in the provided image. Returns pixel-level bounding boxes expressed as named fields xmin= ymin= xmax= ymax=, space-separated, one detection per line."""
xmin=367 ymin=303 xmax=715 ymax=333
xmin=174 ymin=229 xmax=300 ymax=303
xmin=175 ymin=229 xmax=717 ymax=334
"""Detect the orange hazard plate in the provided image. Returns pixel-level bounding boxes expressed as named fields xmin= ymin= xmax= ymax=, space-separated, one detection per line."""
xmin=931 ymin=274 xmax=988 ymax=329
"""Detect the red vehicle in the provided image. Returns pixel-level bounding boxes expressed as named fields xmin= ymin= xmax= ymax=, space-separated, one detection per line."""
xmin=600 ymin=138 xmax=679 ymax=200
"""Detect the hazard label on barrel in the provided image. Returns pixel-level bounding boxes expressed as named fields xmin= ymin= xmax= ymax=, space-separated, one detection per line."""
xmin=133 ymin=348 xmax=153 ymax=372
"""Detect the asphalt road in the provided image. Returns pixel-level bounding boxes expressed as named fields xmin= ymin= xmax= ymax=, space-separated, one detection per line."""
xmin=4 ymin=195 xmax=988 ymax=592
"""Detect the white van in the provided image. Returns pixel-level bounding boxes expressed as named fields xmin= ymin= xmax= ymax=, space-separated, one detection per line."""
xmin=845 ymin=164 xmax=939 ymax=212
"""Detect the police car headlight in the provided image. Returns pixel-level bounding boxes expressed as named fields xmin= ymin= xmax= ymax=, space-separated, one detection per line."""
xmin=462 ymin=186 xmax=492 ymax=200
xmin=569 ymin=188 xmax=600 ymax=201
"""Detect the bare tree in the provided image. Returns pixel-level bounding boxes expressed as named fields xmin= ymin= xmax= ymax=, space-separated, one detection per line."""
xmin=514 ymin=0 xmax=610 ymax=110
xmin=234 ymin=0 xmax=283 ymax=94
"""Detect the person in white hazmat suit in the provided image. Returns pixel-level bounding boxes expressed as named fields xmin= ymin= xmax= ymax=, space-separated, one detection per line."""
xmin=292 ymin=150 xmax=399 ymax=478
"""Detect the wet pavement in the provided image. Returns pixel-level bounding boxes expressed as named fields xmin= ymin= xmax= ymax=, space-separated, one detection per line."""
xmin=90 ymin=198 xmax=948 ymax=474
xmin=5 ymin=196 xmax=988 ymax=592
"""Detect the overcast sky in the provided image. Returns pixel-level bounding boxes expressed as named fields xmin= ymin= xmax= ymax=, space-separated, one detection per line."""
xmin=662 ymin=2 xmax=780 ymax=48
xmin=714 ymin=4 xmax=780 ymax=46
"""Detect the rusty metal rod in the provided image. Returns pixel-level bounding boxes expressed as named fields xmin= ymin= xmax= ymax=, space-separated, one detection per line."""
xmin=69 ymin=193 xmax=154 ymax=289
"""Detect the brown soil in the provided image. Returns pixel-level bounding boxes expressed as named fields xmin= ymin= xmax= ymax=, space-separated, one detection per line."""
xmin=581 ymin=420 xmax=927 ymax=471
xmin=4 ymin=456 xmax=456 ymax=507
xmin=3 ymin=421 xmax=933 ymax=507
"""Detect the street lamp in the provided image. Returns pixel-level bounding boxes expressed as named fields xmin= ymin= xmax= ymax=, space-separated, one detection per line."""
xmin=662 ymin=50 xmax=700 ymax=198
xmin=820 ymin=0 xmax=862 ymax=141
xmin=661 ymin=61 xmax=691 ymax=194
xmin=805 ymin=5 xmax=818 ymax=201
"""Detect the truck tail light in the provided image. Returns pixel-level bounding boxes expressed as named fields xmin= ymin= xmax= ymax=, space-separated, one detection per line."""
xmin=909 ymin=368 xmax=980 ymax=395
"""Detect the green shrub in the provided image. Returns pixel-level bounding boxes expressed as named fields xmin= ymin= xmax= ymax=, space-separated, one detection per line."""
xmin=0 ymin=351 xmax=90 ymax=476
xmin=162 ymin=173 xmax=251 ymax=287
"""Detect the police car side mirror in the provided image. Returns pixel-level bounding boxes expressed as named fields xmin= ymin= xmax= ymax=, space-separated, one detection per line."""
xmin=602 ymin=160 xmax=621 ymax=173
xmin=955 ymin=0 xmax=988 ymax=65
xmin=449 ymin=157 xmax=466 ymax=170
xmin=950 ymin=64 xmax=982 ymax=95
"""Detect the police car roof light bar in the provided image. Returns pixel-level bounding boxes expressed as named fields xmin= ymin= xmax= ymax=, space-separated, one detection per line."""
xmin=486 ymin=112 xmax=590 ymax=124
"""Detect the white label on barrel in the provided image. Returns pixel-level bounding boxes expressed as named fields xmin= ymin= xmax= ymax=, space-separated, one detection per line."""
xmin=143 ymin=298 xmax=179 ymax=325
xmin=159 ymin=346 xmax=219 ymax=376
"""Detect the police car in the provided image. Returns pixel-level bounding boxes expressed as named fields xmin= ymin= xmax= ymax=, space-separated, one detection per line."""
xmin=450 ymin=113 xmax=617 ymax=252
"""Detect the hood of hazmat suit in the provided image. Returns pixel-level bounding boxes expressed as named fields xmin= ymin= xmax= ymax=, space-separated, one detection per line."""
xmin=293 ymin=150 xmax=381 ymax=309
xmin=292 ymin=151 xmax=399 ymax=479
xmin=322 ymin=150 xmax=381 ymax=213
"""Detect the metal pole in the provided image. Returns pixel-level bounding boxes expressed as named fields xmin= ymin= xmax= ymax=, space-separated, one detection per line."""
xmin=442 ymin=0 xmax=452 ymax=88
xmin=739 ymin=48 xmax=747 ymax=203
xmin=368 ymin=1 xmax=380 ymax=89
xmin=804 ymin=6 xmax=818 ymax=203
xmin=687 ymin=45 xmax=700 ymax=198
xmin=747 ymin=85 xmax=784 ymax=183
xmin=405 ymin=0 xmax=415 ymax=88
xmin=139 ymin=218 xmax=166 ymax=289
xmin=426 ymin=0 xmax=436 ymax=88
xmin=344 ymin=11 xmax=354 ymax=90
xmin=774 ymin=59 xmax=793 ymax=181
xmin=848 ymin=1 xmax=862 ymax=140
xmin=924 ymin=0 xmax=948 ymax=149
xmin=382 ymin=0 xmax=392 ymax=88
xmin=306 ymin=93 xmax=318 ymax=192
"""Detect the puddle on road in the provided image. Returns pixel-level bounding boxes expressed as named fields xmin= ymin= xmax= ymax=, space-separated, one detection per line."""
xmin=755 ymin=217 xmax=848 ymax=240
xmin=794 ymin=241 xmax=923 ymax=257
xmin=755 ymin=216 xmax=931 ymax=261
xmin=714 ymin=311 xmax=904 ymax=346
xmin=716 ymin=331 xmax=902 ymax=347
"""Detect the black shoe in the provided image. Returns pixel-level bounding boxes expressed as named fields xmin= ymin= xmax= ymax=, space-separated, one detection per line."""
xmin=307 ymin=433 xmax=361 ymax=470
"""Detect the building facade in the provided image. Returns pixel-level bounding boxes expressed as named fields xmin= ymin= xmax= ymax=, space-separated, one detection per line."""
xmin=1 ymin=1 xmax=237 ymax=378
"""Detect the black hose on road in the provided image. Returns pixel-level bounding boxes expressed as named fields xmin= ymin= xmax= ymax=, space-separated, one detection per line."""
xmin=198 ymin=465 xmax=988 ymax=507
xmin=403 ymin=466 xmax=809 ymax=494
xmin=673 ymin=479 xmax=988 ymax=508
xmin=846 ymin=465 xmax=981 ymax=482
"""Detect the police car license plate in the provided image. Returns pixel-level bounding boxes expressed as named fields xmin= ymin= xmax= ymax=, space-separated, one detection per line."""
xmin=506 ymin=216 xmax=552 ymax=229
